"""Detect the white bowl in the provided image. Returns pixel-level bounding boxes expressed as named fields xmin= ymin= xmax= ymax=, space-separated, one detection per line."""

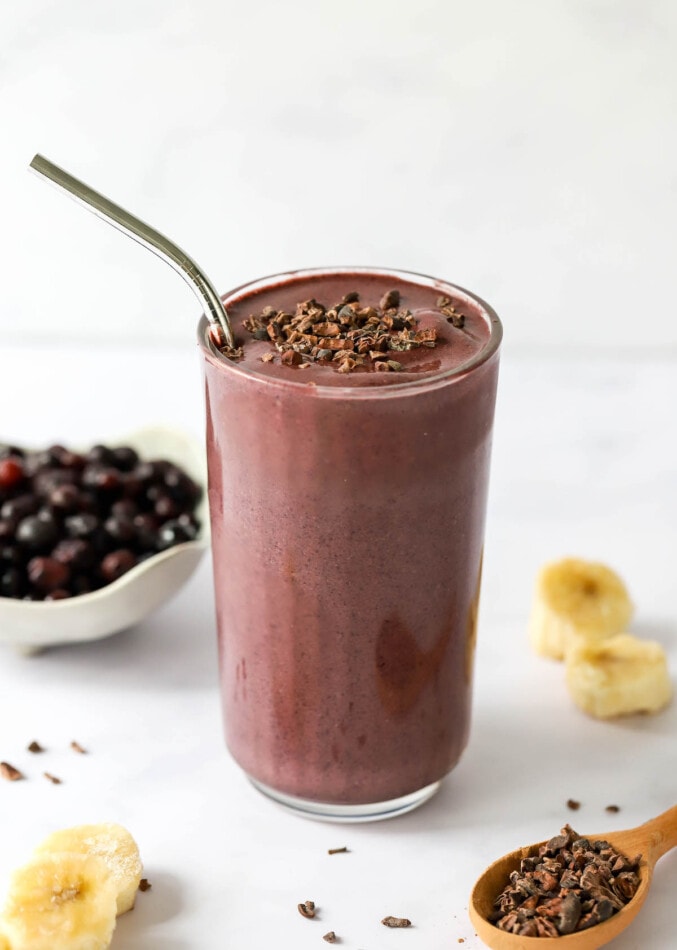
xmin=0 ymin=426 xmax=209 ymax=652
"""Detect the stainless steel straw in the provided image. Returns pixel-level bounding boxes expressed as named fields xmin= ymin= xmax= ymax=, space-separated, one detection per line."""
xmin=29 ymin=154 xmax=234 ymax=348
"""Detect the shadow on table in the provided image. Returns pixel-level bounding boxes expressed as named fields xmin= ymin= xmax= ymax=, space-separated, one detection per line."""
xmin=112 ymin=871 xmax=188 ymax=949
xmin=115 ymin=939 xmax=188 ymax=950
xmin=10 ymin=562 xmax=219 ymax=692
xmin=352 ymin=676 xmax=677 ymax=840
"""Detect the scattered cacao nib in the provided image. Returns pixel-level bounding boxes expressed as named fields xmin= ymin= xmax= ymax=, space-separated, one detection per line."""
xmin=323 ymin=932 xmax=337 ymax=943
xmin=70 ymin=740 xmax=87 ymax=754
xmin=379 ymin=288 xmax=400 ymax=310
xmin=281 ymin=349 xmax=303 ymax=366
xmin=298 ymin=900 xmax=316 ymax=919
xmin=43 ymin=772 xmax=62 ymax=784
xmin=337 ymin=357 xmax=357 ymax=374
xmin=220 ymin=344 xmax=244 ymax=361
xmin=437 ymin=294 xmax=466 ymax=328
xmin=605 ymin=805 xmax=620 ymax=814
xmin=490 ymin=825 xmax=641 ymax=937
xmin=27 ymin=740 xmax=45 ymax=753
xmin=327 ymin=846 xmax=348 ymax=855
xmin=231 ymin=288 xmax=454 ymax=374
xmin=567 ymin=798 xmax=581 ymax=810
xmin=445 ymin=312 xmax=465 ymax=328
xmin=381 ymin=916 xmax=412 ymax=928
xmin=139 ymin=878 xmax=152 ymax=892
xmin=0 ymin=761 xmax=23 ymax=781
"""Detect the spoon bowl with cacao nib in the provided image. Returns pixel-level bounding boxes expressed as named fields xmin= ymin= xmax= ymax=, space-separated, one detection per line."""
xmin=0 ymin=427 xmax=207 ymax=652
xmin=469 ymin=805 xmax=677 ymax=949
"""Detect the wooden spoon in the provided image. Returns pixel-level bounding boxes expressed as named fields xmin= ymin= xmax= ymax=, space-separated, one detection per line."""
xmin=469 ymin=805 xmax=677 ymax=949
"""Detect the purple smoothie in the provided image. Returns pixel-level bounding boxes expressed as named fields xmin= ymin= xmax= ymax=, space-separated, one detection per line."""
xmin=200 ymin=267 xmax=501 ymax=816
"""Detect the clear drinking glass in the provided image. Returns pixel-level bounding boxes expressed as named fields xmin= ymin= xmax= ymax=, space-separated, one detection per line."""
xmin=199 ymin=267 xmax=502 ymax=821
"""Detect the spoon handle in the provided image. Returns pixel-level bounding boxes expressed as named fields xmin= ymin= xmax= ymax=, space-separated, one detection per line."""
xmin=643 ymin=804 xmax=677 ymax=861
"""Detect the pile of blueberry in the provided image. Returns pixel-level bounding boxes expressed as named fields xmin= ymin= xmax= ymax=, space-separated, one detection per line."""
xmin=0 ymin=441 xmax=202 ymax=601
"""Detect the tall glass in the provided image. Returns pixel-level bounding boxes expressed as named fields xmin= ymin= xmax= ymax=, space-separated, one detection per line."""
xmin=199 ymin=267 xmax=502 ymax=820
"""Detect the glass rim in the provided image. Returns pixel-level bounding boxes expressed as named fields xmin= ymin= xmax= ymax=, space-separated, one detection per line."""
xmin=198 ymin=266 xmax=502 ymax=399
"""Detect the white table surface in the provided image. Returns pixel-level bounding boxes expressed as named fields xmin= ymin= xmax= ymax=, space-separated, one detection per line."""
xmin=0 ymin=341 xmax=675 ymax=949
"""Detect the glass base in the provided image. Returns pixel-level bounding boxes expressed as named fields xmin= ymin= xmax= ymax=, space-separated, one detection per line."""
xmin=248 ymin=777 xmax=441 ymax=822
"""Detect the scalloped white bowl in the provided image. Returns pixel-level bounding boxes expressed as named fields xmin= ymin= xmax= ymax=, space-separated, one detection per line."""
xmin=0 ymin=426 xmax=209 ymax=651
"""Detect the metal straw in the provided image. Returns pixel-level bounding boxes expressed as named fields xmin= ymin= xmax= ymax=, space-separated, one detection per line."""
xmin=29 ymin=154 xmax=234 ymax=347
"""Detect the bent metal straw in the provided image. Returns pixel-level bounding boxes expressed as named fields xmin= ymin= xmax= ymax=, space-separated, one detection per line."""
xmin=29 ymin=153 xmax=234 ymax=348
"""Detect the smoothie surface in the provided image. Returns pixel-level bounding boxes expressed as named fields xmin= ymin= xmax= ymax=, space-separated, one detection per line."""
xmin=215 ymin=270 xmax=495 ymax=388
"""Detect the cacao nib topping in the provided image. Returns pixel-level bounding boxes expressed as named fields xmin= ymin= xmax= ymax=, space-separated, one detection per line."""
xmin=219 ymin=289 xmax=461 ymax=374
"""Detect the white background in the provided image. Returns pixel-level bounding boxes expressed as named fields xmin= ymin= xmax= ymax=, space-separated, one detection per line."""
xmin=0 ymin=0 xmax=676 ymax=353
xmin=1 ymin=4 xmax=676 ymax=949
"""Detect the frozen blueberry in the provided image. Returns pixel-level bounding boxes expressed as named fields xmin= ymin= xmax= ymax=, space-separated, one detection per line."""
xmin=16 ymin=512 xmax=59 ymax=551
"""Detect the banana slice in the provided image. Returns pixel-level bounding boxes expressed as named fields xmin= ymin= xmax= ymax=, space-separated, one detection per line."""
xmin=1 ymin=852 xmax=117 ymax=950
xmin=35 ymin=824 xmax=142 ymax=916
xmin=566 ymin=633 xmax=673 ymax=718
xmin=529 ymin=558 xmax=633 ymax=660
